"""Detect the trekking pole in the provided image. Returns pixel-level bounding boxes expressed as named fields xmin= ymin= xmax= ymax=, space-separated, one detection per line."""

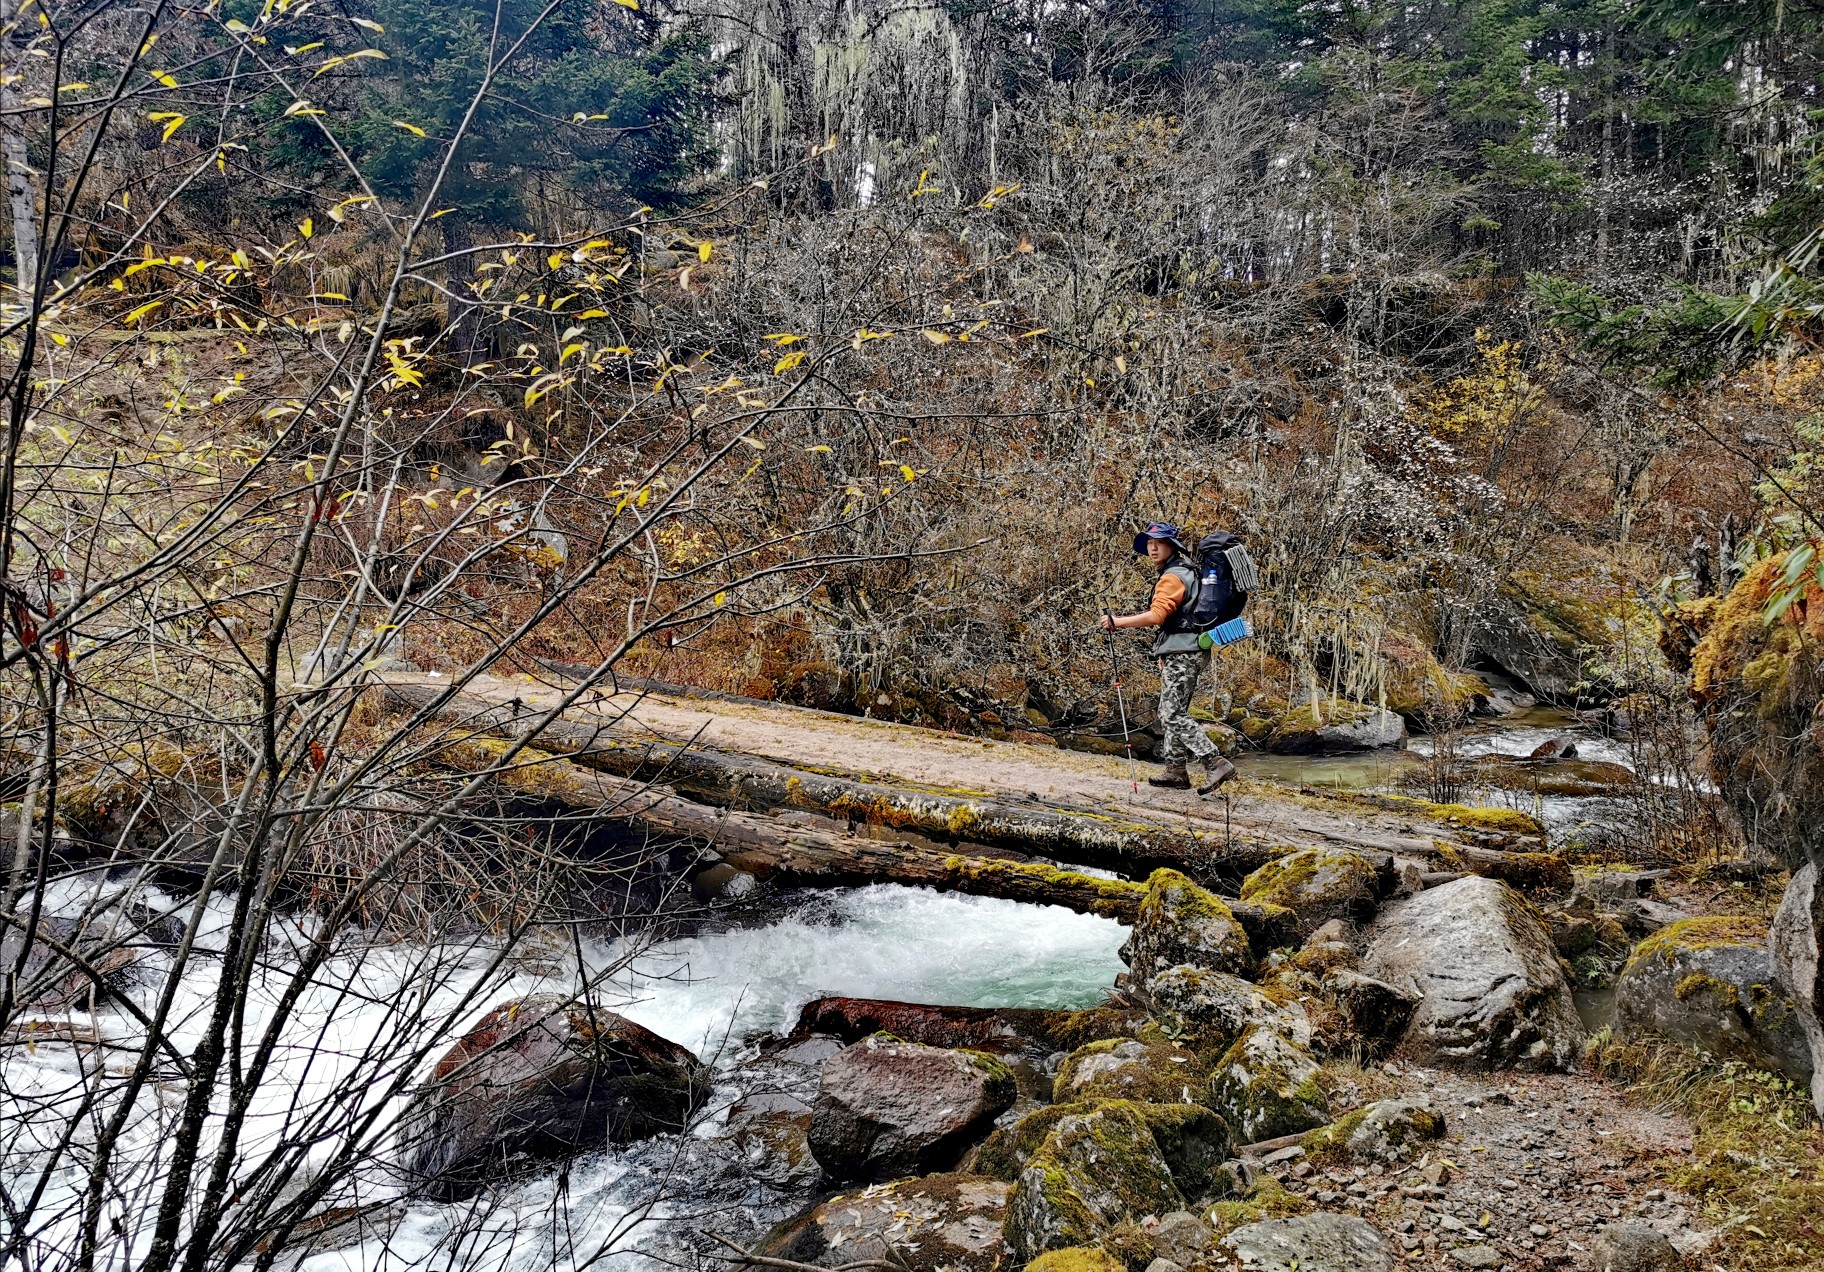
xmin=1104 ymin=609 xmax=1140 ymax=794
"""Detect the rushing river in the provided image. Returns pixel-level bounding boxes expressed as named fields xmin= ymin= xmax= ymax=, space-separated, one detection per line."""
xmin=0 ymin=885 xmax=1125 ymax=1272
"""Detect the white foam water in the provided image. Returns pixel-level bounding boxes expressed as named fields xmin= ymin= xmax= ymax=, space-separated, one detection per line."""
xmin=0 ymin=884 xmax=1125 ymax=1272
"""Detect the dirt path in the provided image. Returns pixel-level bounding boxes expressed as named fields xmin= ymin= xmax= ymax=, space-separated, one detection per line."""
xmin=1268 ymin=1068 xmax=1710 ymax=1270
xmin=390 ymin=670 xmax=1501 ymax=856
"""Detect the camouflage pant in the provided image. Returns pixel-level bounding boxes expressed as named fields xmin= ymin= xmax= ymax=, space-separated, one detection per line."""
xmin=1156 ymin=650 xmax=1220 ymax=765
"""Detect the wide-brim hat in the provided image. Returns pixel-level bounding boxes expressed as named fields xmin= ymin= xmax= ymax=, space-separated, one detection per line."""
xmin=1132 ymin=521 xmax=1189 ymax=555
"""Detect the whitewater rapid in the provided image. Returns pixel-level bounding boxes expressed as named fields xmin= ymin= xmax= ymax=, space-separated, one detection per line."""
xmin=0 ymin=884 xmax=1125 ymax=1272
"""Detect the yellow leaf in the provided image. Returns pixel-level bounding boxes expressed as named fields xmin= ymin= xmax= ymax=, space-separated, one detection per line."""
xmin=122 ymin=299 xmax=164 ymax=324
xmin=806 ymin=444 xmax=832 ymax=453
xmin=613 ymin=0 xmax=640 ymax=7
xmin=560 ymin=343 xmax=587 ymax=365
xmin=921 ymin=329 xmax=951 ymax=344
xmin=1020 ymin=328 xmax=1049 ymax=338
xmin=1115 ymin=355 xmax=1128 ymax=374
xmin=350 ymin=17 xmax=385 ymax=32
xmin=147 ymin=111 xmax=186 ymax=142
xmin=739 ymin=436 xmax=765 ymax=450
xmin=774 ymin=350 xmax=807 ymax=375
xmin=697 ymin=240 xmax=712 ymax=263
xmin=899 ymin=465 xmax=916 ymax=482
xmin=575 ymin=309 xmax=609 ymax=319
xmin=150 ymin=70 xmax=178 ymax=88
xmin=299 ymin=217 xmax=313 ymax=239
xmin=392 ymin=119 xmax=426 ymax=137
xmin=315 ymin=49 xmax=387 ymax=76
xmin=713 ymin=590 xmax=726 ymax=605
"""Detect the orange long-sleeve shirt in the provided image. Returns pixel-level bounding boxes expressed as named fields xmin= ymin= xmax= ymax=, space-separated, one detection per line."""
xmin=1142 ymin=570 xmax=1187 ymax=627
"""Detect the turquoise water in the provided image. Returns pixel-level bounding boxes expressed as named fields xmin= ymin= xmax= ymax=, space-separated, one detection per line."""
xmin=590 ymin=884 xmax=1129 ymax=1058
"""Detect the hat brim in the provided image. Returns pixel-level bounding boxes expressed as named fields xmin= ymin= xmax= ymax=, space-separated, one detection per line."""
xmin=1133 ymin=531 xmax=1187 ymax=554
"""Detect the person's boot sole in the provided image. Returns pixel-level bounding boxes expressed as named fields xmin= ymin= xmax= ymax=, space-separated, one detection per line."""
xmin=1146 ymin=777 xmax=1192 ymax=789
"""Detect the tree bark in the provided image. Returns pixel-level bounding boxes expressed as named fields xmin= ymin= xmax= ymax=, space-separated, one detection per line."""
xmin=427 ymin=735 xmax=1300 ymax=946
xmin=1 ymin=0 xmax=38 ymax=294
xmin=386 ymin=683 xmax=1293 ymax=879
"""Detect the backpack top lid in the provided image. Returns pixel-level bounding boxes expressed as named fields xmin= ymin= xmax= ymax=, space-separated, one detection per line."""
xmin=1195 ymin=530 xmax=1239 ymax=560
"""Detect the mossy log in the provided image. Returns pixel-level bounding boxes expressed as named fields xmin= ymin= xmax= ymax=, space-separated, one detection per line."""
xmin=429 ymin=737 xmax=1290 ymax=942
xmin=386 ymin=683 xmax=1292 ymax=879
xmin=787 ymin=996 xmax=1149 ymax=1053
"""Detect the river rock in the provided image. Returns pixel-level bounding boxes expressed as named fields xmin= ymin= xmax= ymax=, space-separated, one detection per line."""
xmin=726 ymin=1090 xmax=821 ymax=1188
xmin=1152 ymin=970 xmax=1313 ymax=1043
xmin=1206 ymin=1024 xmax=1329 ymax=1144
xmin=1301 ymin=1097 xmax=1444 ymax=1163
xmin=1144 ymin=965 xmax=1311 ymax=1049
xmin=396 ymin=995 xmax=710 ymax=1200
xmin=1221 ymin=1212 xmax=1394 ymax=1271
xmin=809 ymin=1032 xmax=1016 ymax=1181
xmin=1470 ymin=582 xmax=1615 ymax=704
xmin=761 ymin=1173 xmax=1012 ymax=1272
xmin=1240 ymin=848 xmax=1382 ymax=937
xmin=1323 ymin=969 xmax=1420 ymax=1052
xmin=1590 ymin=1220 xmax=1685 ymax=1271
xmin=1006 ymin=1102 xmax=1183 ymax=1260
xmin=1005 ymin=1101 xmax=1227 ymax=1261
xmin=1530 ymin=737 xmax=1578 ymax=759
xmin=1149 ymin=1209 xmax=1214 ymax=1264
xmin=1123 ymin=869 xmax=1252 ymax=987
xmin=1771 ymin=865 xmax=1824 ymax=1117
xmin=1266 ymin=699 xmax=1407 ymax=755
xmin=1363 ymin=876 xmax=1583 ymax=1070
xmin=1054 ymin=1038 xmax=1204 ymax=1105
xmin=1615 ymin=915 xmax=1812 ymax=1081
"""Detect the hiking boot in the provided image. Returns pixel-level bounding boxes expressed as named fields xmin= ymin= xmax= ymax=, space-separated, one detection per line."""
xmin=1148 ymin=761 xmax=1191 ymax=789
xmin=1197 ymin=757 xmax=1238 ymax=795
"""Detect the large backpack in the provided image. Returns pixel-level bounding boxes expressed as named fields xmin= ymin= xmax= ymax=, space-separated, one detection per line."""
xmin=1175 ymin=530 xmax=1258 ymax=634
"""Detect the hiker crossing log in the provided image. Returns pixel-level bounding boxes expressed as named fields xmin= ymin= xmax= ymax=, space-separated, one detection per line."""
xmin=385 ymin=683 xmax=1292 ymax=880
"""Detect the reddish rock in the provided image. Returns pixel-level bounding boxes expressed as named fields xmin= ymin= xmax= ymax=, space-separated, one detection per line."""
xmin=396 ymin=994 xmax=710 ymax=1199
xmin=808 ymin=1032 xmax=1016 ymax=1182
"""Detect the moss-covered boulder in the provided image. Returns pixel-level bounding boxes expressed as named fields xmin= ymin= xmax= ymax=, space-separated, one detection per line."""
xmin=1672 ymin=550 xmax=1824 ymax=1113
xmin=1300 ymin=1097 xmax=1445 ymax=1165
xmin=1321 ymin=969 xmax=1420 ymax=1056
xmin=1123 ymin=870 xmax=1251 ymax=988
xmin=1362 ymin=875 xmax=1583 ymax=1070
xmin=1004 ymin=1104 xmax=1183 ymax=1261
xmin=1021 ymin=1248 xmax=1126 ymax=1272
xmin=1053 ymin=1039 xmax=1205 ymax=1105
xmin=1678 ymin=550 xmax=1824 ymax=872
xmin=1240 ymin=848 xmax=1381 ymax=938
xmin=761 ymin=1173 xmax=1013 ymax=1272
xmin=1615 ymin=916 xmax=1812 ymax=1082
xmin=809 ymin=1033 xmax=1017 ymax=1182
xmin=1205 ymin=1025 xmax=1329 ymax=1144
xmin=1265 ymin=698 xmax=1406 ymax=755
xmin=1145 ymin=965 xmax=1311 ymax=1051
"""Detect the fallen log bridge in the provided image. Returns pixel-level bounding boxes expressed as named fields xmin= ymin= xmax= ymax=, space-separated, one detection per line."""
xmin=387 ymin=683 xmax=1293 ymax=881
xmin=430 ymin=736 xmax=1297 ymax=949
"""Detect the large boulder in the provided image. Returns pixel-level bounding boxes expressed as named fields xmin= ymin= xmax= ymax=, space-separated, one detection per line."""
xmin=1054 ymin=1039 xmax=1204 ymax=1105
xmin=1266 ymin=699 xmax=1406 ymax=755
xmin=1471 ymin=574 xmax=1621 ymax=705
xmin=1240 ymin=848 xmax=1381 ymax=938
xmin=725 ymin=1090 xmax=821 ymax=1188
xmin=1771 ymin=864 xmax=1824 ymax=1117
xmin=809 ymin=1033 xmax=1016 ymax=1182
xmin=1146 ymin=965 xmax=1312 ymax=1050
xmin=1005 ymin=1101 xmax=1227 ymax=1261
xmin=761 ymin=1174 xmax=1012 ymax=1272
xmin=1221 ymin=1213 xmax=1394 ymax=1272
xmin=1363 ymin=876 xmax=1583 ymax=1070
xmin=1322 ymin=969 xmax=1420 ymax=1054
xmin=1206 ymin=1025 xmax=1329 ymax=1144
xmin=1615 ymin=915 xmax=1812 ymax=1082
xmin=396 ymin=995 xmax=710 ymax=1200
xmin=1123 ymin=870 xmax=1252 ymax=987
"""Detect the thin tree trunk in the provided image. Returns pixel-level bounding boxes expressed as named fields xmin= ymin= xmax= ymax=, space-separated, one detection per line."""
xmin=1 ymin=0 xmax=37 ymax=295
